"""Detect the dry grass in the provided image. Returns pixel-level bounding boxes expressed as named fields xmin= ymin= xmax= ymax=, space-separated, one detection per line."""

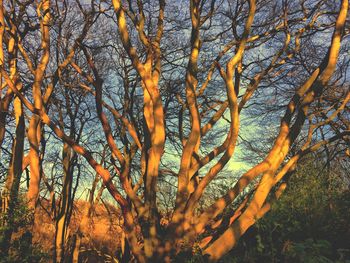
xmin=32 ymin=199 xmax=124 ymax=261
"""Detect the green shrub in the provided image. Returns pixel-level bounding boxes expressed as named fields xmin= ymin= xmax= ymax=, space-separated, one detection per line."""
xmin=0 ymin=196 xmax=48 ymax=263
xmin=222 ymin=160 xmax=350 ymax=262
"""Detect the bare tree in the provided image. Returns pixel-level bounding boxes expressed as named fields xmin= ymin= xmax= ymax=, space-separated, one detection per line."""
xmin=0 ymin=0 xmax=349 ymax=262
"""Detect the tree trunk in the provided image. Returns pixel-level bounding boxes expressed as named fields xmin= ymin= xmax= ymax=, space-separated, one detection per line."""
xmin=54 ymin=143 xmax=73 ymax=263
xmin=0 ymin=96 xmax=25 ymax=255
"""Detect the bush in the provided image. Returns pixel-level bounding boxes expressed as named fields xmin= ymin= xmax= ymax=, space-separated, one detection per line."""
xmin=0 ymin=196 xmax=48 ymax=263
xmin=223 ymin=160 xmax=350 ymax=262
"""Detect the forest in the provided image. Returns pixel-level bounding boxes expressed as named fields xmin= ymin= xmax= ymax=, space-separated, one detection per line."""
xmin=0 ymin=0 xmax=349 ymax=262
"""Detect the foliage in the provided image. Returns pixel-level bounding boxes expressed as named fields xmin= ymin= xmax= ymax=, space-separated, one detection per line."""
xmin=224 ymin=160 xmax=350 ymax=263
xmin=0 ymin=197 xmax=48 ymax=263
xmin=282 ymin=239 xmax=333 ymax=263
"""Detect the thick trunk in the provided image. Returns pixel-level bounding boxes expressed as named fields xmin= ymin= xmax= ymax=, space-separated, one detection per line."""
xmin=27 ymin=0 xmax=51 ymax=210
xmin=27 ymin=116 xmax=42 ymax=210
xmin=54 ymin=143 xmax=73 ymax=263
xmin=71 ymin=233 xmax=81 ymax=263
xmin=0 ymin=97 xmax=25 ymax=255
